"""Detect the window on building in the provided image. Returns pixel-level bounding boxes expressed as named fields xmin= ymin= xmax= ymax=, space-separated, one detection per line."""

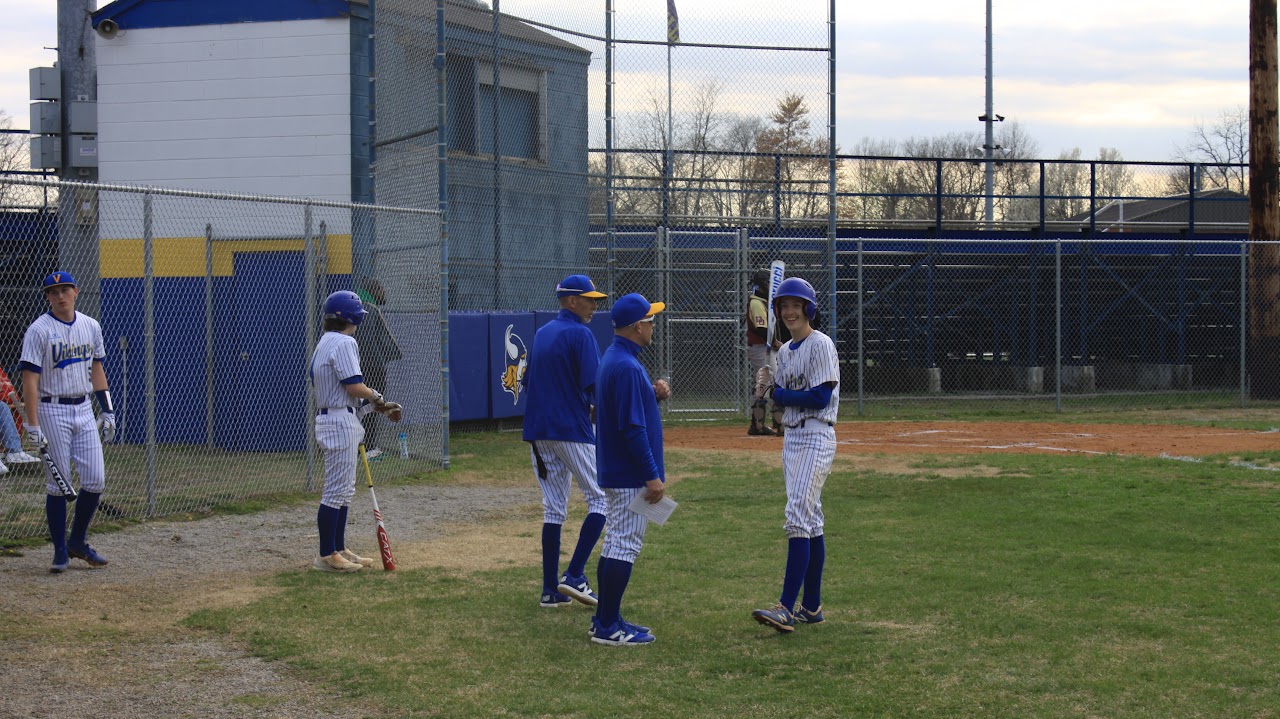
xmin=448 ymin=58 xmax=546 ymax=163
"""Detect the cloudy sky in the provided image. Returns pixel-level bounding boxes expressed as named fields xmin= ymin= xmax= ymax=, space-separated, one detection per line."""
xmin=0 ymin=0 xmax=1253 ymax=163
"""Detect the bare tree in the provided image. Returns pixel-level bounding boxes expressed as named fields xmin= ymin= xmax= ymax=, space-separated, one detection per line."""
xmin=0 ymin=110 xmax=33 ymax=207
xmin=899 ymin=132 xmax=987 ymax=222
xmin=1170 ymin=106 xmax=1249 ymax=194
xmin=723 ymin=116 xmax=767 ymax=221
xmin=1043 ymin=147 xmax=1090 ymax=221
xmin=837 ymin=137 xmax=906 ymax=222
xmin=1094 ymin=147 xmax=1136 ymax=202
xmin=992 ymin=121 xmax=1042 ymax=222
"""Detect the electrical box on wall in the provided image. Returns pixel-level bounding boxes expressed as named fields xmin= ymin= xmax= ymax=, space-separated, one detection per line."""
xmin=69 ymin=135 xmax=98 ymax=168
xmin=69 ymin=102 xmax=97 ymax=134
xmin=29 ymin=67 xmax=60 ymax=101
xmin=30 ymin=136 xmax=62 ymax=169
xmin=29 ymin=102 xmax=59 ymax=135
xmin=74 ymin=188 xmax=98 ymax=226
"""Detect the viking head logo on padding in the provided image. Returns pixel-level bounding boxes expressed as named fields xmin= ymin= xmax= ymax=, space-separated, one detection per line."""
xmin=500 ymin=324 xmax=528 ymax=404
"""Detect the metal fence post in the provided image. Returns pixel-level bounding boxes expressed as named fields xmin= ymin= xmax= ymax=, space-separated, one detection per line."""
xmin=205 ymin=223 xmax=214 ymax=448
xmin=1240 ymin=239 xmax=1248 ymax=407
xmin=857 ymin=238 xmax=864 ymax=416
xmin=318 ymin=220 xmax=329 ymax=302
xmin=143 ymin=192 xmax=157 ymax=515
xmin=1055 ymin=239 xmax=1062 ymax=413
xmin=934 ymin=160 xmax=943 ymax=233
xmin=437 ymin=0 xmax=451 ymax=469
xmin=304 ymin=202 xmax=316 ymax=492
xmin=659 ymin=226 xmax=672 ymax=412
xmin=738 ymin=227 xmax=749 ymax=415
xmin=1038 ymin=161 xmax=1046 ymax=235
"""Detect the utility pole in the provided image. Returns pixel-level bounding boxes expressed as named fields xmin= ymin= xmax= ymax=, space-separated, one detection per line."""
xmin=58 ymin=0 xmax=99 ymax=317
xmin=1248 ymin=0 xmax=1280 ymax=399
xmin=980 ymin=0 xmax=1002 ymax=226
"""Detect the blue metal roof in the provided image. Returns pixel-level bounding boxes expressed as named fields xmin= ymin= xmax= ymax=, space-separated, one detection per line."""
xmin=92 ymin=0 xmax=363 ymax=31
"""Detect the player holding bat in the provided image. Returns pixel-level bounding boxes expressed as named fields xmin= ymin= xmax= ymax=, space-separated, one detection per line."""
xmin=20 ymin=271 xmax=115 ymax=573
xmin=310 ymin=290 xmax=403 ymax=573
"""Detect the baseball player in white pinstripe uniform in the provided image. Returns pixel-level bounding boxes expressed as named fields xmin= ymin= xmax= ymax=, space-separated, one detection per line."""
xmin=752 ymin=277 xmax=839 ymax=632
xmin=310 ymin=290 xmax=402 ymax=573
xmin=522 ymin=274 xmax=610 ymax=608
xmin=590 ymin=293 xmax=669 ymax=646
xmin=20 ymin=271 xmax=115 ymax=573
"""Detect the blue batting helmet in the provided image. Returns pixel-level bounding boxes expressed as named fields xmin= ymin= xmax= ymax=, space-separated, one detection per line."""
xmin=773 ymin=277 xmax=817 ymax=319
xmin=323 ymin=290 xmax=367 ymax=326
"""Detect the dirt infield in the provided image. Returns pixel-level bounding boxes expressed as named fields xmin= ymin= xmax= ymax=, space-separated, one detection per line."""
xmin=665 ymin=421 xmax=1280 ymax=458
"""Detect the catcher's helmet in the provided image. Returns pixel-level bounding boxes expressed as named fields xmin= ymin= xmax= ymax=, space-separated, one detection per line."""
xmin=751 ymin=269 xmax=770 ymax=291
xmin=773 ymin=277 xmax=817 ymax=319
xmin=323 ymin=290 xmax=368 ymax=326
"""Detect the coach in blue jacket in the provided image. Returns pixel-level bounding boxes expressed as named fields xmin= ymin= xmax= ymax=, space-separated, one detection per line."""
xmin=590 ymin=292 xmax=668 ymax=646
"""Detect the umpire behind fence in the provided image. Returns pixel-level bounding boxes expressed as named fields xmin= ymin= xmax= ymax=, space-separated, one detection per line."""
xmin=590 ymin=292 xmax=669 ymax=646
xmin=521 ymin=274 xmax=610 ymax=608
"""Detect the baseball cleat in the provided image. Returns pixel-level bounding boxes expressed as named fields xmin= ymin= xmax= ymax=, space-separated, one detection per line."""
xmin=67 ymin=543 xmax=108 ymax=567
xmin=747 ymin=425 xmax=764 ymax=436
xmin=313 ymin=554 xmax=361 ymax=572
xmin=557 ymin=574 xmax=599 ymax=606
xmin=50 ymin=547 xmax=68 ymax=574
xmin=540 ymin=590 xmax=573 ymax=608
xmin=752 ymin=602 xmax=796 ymax=633
xmin=339 ymin=549 xmax=376 ymax=567
xmin=590 ymin=618 xmax=655 ymax=646
xmin=795 ymin=605 xmax=825 ymax=624
xmin=588 ymin=616 xmax=650 ymax=637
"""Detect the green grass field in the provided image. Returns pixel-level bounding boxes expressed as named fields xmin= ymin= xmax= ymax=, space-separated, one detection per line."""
xmin=186 ymin=426 xmax=1280 ymax=719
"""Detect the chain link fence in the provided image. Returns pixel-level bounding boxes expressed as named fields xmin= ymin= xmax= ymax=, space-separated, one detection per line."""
xmin=0 ymin=176 xmax=442 ymax=541
xmin=582 ymin=230 xmax=1270 ymax=419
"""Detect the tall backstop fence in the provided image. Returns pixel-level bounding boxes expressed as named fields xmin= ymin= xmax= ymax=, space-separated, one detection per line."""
xmin=0 ymin=176 xmax=443 ymax=542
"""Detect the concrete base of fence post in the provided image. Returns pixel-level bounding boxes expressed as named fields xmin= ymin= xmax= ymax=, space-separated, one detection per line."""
xmin=1061 ymin=365 xmax=1096 ymax=393
xmin=1013 ymin=366 xmax=1044 ymax=393
xmin=1135 ymin=364 xmax=1193 ymax=390
xmin=926 ymin=367 xmax=942 ymax=393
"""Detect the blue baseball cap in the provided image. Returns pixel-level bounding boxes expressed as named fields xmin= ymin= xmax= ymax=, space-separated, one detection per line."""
xmin=42 ymin=271 xmax=77 ymax=291
xmin=556 ymin=274 xmax=607 ymax=299
xmin=611 ymin=292 xmax=666 ymax=328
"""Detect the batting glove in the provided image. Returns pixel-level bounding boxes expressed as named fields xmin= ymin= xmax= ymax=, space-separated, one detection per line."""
xmin=97 ymin=412 xmax=117 ymax=443
xmin=25 ymin=424 xmax=45 ymax=447
xmin=378 ymin=401 xmax=403 ymax=423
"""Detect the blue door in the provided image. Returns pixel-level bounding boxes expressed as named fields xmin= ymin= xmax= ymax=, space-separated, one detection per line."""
xmin=229 ymin=252 xmax=308 ymax=452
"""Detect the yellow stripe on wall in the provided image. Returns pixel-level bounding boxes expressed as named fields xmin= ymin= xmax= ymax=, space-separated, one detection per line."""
xmin=101 ymin=235 xmax=354 ymax=278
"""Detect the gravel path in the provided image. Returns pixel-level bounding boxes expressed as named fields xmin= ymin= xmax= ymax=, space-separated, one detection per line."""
xmin=0 ymin=483 xmax=541 ymax=719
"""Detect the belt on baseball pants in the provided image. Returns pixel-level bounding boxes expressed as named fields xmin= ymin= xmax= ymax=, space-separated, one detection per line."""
xmin=785 ymin=418 xmax=834 ymax=429
xmin=319 ymin=407 xmax=355 ymax=415
xmin=40 ymin=395 xmax=88 ymax=405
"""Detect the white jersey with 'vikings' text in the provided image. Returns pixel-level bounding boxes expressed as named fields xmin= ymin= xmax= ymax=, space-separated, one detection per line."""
xmin=21 ymin=311 xmax=105 ymax=398
xmin=774 ymin=329 xmax=840 ymax=427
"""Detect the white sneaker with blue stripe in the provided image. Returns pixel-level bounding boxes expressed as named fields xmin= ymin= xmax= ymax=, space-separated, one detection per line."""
xmin=590 ymin=617 xmax=655 ymax=646
xmin=556 ymin=573 xmax=599 ymax=606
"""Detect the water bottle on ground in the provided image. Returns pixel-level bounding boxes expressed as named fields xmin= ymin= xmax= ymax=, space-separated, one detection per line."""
xmin=398 ymin=431 xmax=409 ymax=459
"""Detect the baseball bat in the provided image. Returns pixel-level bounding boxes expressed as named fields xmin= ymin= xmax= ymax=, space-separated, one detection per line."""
xmin=38 ymin=442 xmax=77 ymax=500
xmin=359 ymin=444 xmax=397 ymax=571
xmin=766 ymin=259 xmax=786 ymax=346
